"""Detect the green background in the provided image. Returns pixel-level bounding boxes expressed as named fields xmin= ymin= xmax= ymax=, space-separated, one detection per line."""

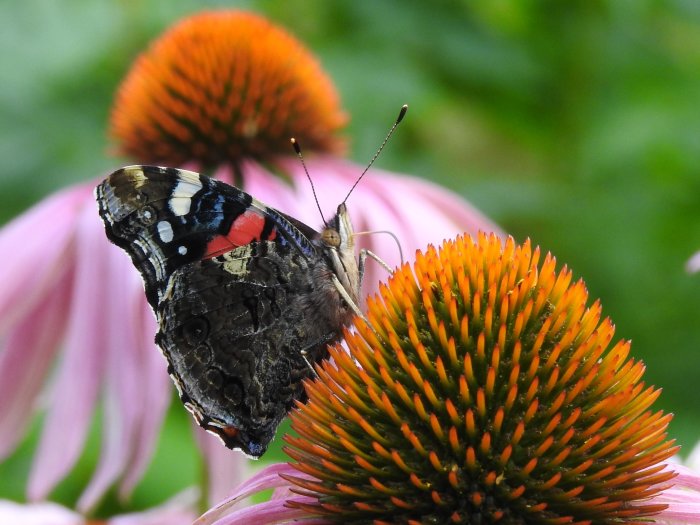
xmin=1 ymin=0 xmax=699 ymax=517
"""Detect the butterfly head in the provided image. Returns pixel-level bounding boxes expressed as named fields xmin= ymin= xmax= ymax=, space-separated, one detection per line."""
xmin=320 ymin=203 xmax=360 ymax=305
xmin=321 ymin=203 xmax=352 ymax=248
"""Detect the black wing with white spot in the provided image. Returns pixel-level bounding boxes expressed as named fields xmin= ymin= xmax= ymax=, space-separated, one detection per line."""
xmin=96 ymin=165 xmax=318 ymax=309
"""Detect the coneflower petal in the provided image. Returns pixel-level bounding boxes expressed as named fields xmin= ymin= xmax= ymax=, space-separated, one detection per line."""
xmin=28 ymin=209 xmax=109 ymax=502
xmin=0 ymin=272 xmax=72 ymax=460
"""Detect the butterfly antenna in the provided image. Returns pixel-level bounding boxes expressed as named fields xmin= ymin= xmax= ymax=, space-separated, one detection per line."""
xmin=291 ymin=137 xmax=326 ymax=225
xmin=343 ymin=104 xmax=408 ymax=205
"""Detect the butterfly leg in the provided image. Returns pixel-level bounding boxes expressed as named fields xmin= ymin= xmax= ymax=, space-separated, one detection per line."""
xmin=337 ymin=250 xmax=394 ymax=322
xmin=331 ymin=274 xmax=366 ymax=321
xmin=299 ymin=349 xmax=317 ymax=375
xmin=299 ymin=332 xmax=340 ymax=375
xmin=359 ymin=249 xmax=394 ymax=283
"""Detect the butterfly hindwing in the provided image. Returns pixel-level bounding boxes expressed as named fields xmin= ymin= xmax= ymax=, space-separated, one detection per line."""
xmin=156 ymin=241 xmax=336 ymax=457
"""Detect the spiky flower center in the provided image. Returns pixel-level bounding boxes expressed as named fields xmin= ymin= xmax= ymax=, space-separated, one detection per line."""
xmin=110 ymin=10 xmax=346 ymax=167
xmin=285 ymin=233 xmax=676 ymax=524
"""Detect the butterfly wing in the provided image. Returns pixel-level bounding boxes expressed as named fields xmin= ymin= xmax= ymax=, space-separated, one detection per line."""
xmin=96 ymin=165 xmax=344 ymax=457
xmin=96 ymin=165 xmax=319 ymax=309
xmin=156 ymin=241 xmax=339 ymax=457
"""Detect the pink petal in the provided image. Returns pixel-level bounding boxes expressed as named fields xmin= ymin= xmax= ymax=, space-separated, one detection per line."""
xmin=0 ymin=184 xmax=92 ymax=335
xmin=77 ymin=249 xmax=151 ymax=511
xmin=28 ymin=204 xmax=111 ymax=500
xmin=278 ymin=157 xmax=504 ymax=298
xmin=118 ymin=297 xmax=171 ymax=499
xmin=109 ymin=488 xmax=198 ymax=525
xmin=239 ymin=161 xmax=309 ymax=220
xmin=651 ymin=502 xmax=700 ymax=524
xmin=640 ymin=464 xmax=700 ymax=523
xmin=0 ymin=270 xmax=72 ymax=460
xmin=0 ymin=500 xmax=83 ymax=525
xmin=194 ymin=426 xmax=251 ymax=506
xmin=671 ymin=463 xmax=700 ymax=492
xmin=373 ymin=171 xmax=501 ymax=237
xmin=206 ymin=497 xmax=320 ymax=525
xmin=195 ymin=463 xmax=299 ymax=525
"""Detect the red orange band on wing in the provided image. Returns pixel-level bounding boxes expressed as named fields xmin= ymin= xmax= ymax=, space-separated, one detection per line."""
xmin=204 ymin=210 xmax=277 ymax=258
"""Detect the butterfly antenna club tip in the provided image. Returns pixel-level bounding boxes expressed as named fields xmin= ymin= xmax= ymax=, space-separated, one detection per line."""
xmin=396 ymin=104 xmax=408 ymax=124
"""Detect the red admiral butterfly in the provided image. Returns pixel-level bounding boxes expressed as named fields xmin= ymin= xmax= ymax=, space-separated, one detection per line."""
xmin=96 ymin=107 xmax=406 ymax=458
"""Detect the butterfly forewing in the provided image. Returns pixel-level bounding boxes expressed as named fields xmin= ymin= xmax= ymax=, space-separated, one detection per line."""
xmin=97 ymin=166 xmax=315 ymax=307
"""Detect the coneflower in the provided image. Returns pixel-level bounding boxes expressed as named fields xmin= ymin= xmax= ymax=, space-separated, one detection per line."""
xmin=199 ymin=233 xmax=700 ymax=524
xmin=110 ymin=10 xmax=346 ymax=167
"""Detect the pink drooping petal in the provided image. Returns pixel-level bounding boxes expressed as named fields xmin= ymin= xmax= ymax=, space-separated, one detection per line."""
xmin=671 ymin=463 xmax=700 ymax=492
xmin=0 ymin=184 xmax=91 ymax=336
xmin=195 ymin=463 xmax=299 ymax=525
xmin=77 ymin=248 xmax=150 ymax=511
xmin=28 ymin=203 xmax=111 ymax=500
xmin=638 ymin=463 xmax=700 ymax=524
xmin=374 ymin=171 xmax=501 ymax=241
xmin=206 ymin=497 xmax=320 ymax=525
xmin=119 ymin=296 xmax=171 ymax=499
xmin=239 ymin=161 xmax=307 ymax=220
xmin=0 ymin=500 xmax=83 ymax=525
xmin=0 ymin=270 xmax=73 ymax=460
xmin=194 ymin=426 xmax=251 ymax=506
xmin=0 ymin=490 xmax=197 ymax=525
xmin=650 ymin=496 xmax=700 ymax=523
xmin=108 ymin=488 xmax=198 ymax=525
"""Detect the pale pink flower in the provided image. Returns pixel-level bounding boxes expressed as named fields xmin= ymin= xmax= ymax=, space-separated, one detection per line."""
xmin=0 ymin=8 xmax=500 ymax=517
xmin=0 ymin=164 xmax=496 ymax=513
xmin=0 ymin=158 xmax=499 ymax=507
xmin=0 ymin=182 xmax=199 ymax=511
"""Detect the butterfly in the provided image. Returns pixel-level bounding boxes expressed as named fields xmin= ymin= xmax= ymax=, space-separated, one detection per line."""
xmin=96 ymin=165 xmax=365 ymax=457
xmin=95 ymin=105 xmax=406 ymax=458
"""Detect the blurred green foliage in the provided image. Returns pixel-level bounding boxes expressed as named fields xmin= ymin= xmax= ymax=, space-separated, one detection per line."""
xmin=1 ymin=0 xmax=700 ymax=516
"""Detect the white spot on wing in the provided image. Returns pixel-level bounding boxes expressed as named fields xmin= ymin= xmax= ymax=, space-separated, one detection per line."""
xmin=157 ymin=220 xmax=174 ymax=243
xmin=170 ymin=177 xmax=203 ymax=216
xmin=178 ymin=245 xmax=187 ymax=255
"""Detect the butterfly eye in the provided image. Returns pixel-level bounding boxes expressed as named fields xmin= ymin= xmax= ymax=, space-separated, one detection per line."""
xmin=321 ymin=228 xmax=341 ymax=248
xmin=181 ymin=316 xmax=210 ymax=346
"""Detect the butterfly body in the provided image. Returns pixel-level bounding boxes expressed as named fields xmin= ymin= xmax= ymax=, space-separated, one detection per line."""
xmin=96 ymin=165 xmax=359 ymax=457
